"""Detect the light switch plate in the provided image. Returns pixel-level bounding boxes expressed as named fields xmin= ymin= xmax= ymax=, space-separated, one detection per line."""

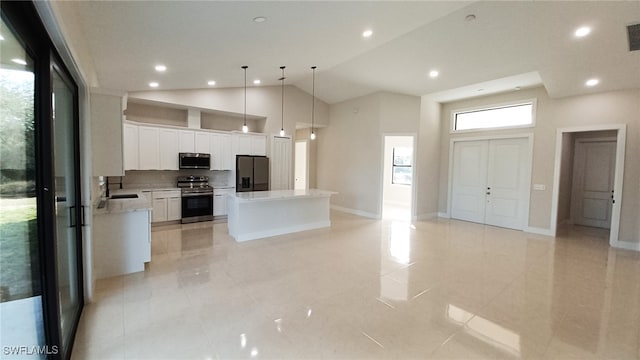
xmin=533 ymin=184 xmax=546 ymax=191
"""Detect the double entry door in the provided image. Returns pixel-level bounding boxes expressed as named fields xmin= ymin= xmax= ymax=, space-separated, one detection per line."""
xmin=451 ymin=137 xmax=530 ymax=230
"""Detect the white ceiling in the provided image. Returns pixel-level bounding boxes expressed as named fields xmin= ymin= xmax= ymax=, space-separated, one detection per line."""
xmin=51 ymin=1 xmax=640 ymax=104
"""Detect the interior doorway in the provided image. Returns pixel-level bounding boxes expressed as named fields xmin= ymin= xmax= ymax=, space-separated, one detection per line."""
xmin=294 ymin=141 xmax=308 ymax=190
xmin=382 ymin=136 xmax=414 ymax=221
xmin=551 ymin=125 xmax=626 ymax=246
xmin=271 ymin=136 xmax=292 ymax=190
xmin=556 ymin=131 xmax=618 ymax=234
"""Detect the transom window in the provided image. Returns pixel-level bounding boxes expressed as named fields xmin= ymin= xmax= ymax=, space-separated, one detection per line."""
xmin=452 ymin=101 xmax=535 ymax=132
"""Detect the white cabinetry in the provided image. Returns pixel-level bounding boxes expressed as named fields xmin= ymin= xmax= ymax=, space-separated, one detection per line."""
xmin=159 ymin=128 xmax=179 ymax=170
xmin=91 ymin=93 xmax=125 ymax=176
xmin=151 ymin=190 xmax=181 ymax=223
xmin=123 ymin=122 xmax=257 ymax=171
xmin=233 ymin=134 xmax=267 ymax=156
xmin=195 ymin=132 xmax=211 ymax=154
xmin=93 ymin=210 xmax=151 ymax=279
xmin=138 ymin=126 xmax=160 ymax=170
xmin=213 ymin=188 xmax=233 ymax=216
xmin=123 ymin=123 xmax=139 ymax=170
xmin=211 ymin=133 xmax=232 ymax=170
xmin=179 ymin=130 xmax=195 ymax=153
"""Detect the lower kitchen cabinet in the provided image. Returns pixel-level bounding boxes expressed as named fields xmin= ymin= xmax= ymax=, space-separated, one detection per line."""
xmin=93 ymin=209 xmax=151 ymax=279
xmin=213 ymin=188 xmax=233 ymax=216
xmin=151 ymin=190 xmax=181 ymax=222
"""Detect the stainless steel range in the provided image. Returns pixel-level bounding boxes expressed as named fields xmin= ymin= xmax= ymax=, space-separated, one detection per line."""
xmin=177 ymin=175 xmax=213 ymax=223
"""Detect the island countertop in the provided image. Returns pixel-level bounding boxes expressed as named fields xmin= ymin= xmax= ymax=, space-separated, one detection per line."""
xmin=228 ymin=189 xmax=336 ymax=202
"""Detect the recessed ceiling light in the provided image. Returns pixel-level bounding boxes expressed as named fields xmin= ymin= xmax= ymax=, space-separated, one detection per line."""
xmin=362 ymin=30 xmax=373 ymax=38
xmin=477 ymin=88 xmax=485 ymax=92
xmin=155 ymin=64 xmax=167 ymax=72
xmin=253 ymin=79 xmax=261 ymax=85
xmin=11 ymin=58 xmax=27 ymax=65
xmin=465 ymin=14 xmax=476 ymax=22
xmin=575 ymin=26 xmax=591 ymax=37
xmin=515 ymin=86 xmax=522 ymax=91
xmin=429 ymin=70 xmax=439 ymax=78
xmin=149 ymin=82 xmax=159 ymax=88
xmin=253 ymin=16 xmax=267 ymax=23
xmin=207 ymin=80 xmax=216 ymax=86
xmin=585 ymin=78 xmax=599 ymax=87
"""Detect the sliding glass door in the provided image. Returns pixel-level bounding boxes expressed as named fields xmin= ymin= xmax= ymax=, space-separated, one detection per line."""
xmin=52 ymin=65 xmax=82 ymax=357
xmin=1 ymin=2 xmax=83 ymax=359
xmin=0 ymin=15 xmax=46 ymax=358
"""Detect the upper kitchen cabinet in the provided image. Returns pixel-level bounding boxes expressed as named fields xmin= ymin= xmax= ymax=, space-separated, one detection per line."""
xmin=195 ymin=132 xmax=211 ymax=154
xmin=138 ymin=126 xmax=160 ymax=170
xmin=211 ymin=133 xmax=232 ymax=170
xmin=178 ymin=130 xmax=195 ymax=153
xmin=91 ymin=92 xmax=125 ymax=176
xmin=123 ymin=123 xmax=139 ymax=170
xmin=158 ymin=128 xmax=179 ymax=170
xmin=233 ymin=134 xmax=267 ymax=156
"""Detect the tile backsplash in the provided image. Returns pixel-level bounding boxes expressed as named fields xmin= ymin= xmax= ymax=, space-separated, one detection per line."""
xmin=106 ymin=170 xmax=233 ymax=190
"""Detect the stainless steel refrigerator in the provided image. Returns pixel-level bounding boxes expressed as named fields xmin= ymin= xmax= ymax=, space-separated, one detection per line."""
xmin=236 ymin=155 xmax=269 ymax=192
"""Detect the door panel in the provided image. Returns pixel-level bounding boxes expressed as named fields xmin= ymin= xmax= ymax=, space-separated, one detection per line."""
xmin=485 ymin=138 xmax=529 ymax=230
xmin=52 ymin=67 xmax=82 ymax=356
xmin=451 ymin=141 xmax=488 ymax=223
xmin=451 ymin=138 xmax=529 ymax=230
xmin=572 ymin=141 xmax=615 ymax=228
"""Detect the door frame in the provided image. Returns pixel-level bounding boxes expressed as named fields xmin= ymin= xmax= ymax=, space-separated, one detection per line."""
xmin=270 ymin=134 xmax=292 ymax=190
xmin=446 ymin=133 xmax=534 ymax=229
xmin=294 ymin=139 xmax=309 ymax=190
xmin=379 ymin=133 xmax=417 ymax=220
xmin=550 ymin=124 xmax=626 ymax=246
xmin=570 ymin=136 xmax=616 ymax=227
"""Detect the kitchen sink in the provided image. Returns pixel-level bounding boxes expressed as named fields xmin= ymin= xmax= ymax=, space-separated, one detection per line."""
xmin=110 ymin=194 xmax=138 ymax=199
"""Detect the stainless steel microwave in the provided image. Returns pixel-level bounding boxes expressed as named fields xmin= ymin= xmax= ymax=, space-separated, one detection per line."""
xmin=179 ymin=153 xmax=211 ymax=169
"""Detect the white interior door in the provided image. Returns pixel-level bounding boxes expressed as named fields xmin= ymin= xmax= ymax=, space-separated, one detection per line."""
xmin=485 ymin=138 xmax=529 ymax=230
xmin=572 ymin=140 xmax=616 ymax=229
xmin=451 ymin=141 xmax=489 ymax=224
xmin=271 ymin=136 xmax=291 ymax=191
xmin=294 ymin=141 xmax=307 ymax=190
xmin=451 ymin=137 xmax=529 ymax=230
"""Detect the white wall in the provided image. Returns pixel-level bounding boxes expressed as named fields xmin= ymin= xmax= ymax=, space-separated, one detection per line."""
xmin=415 ymin=97 xmax=441 ymax=219
xmin=383 ymin=136 xmax=413 ymax=207
xmin=438 ymin=87 xmax=639 ymax=244
xmin=316 ymin=91 xmax=420 ymax=217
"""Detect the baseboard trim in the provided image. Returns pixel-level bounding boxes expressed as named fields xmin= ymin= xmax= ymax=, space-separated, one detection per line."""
xmin=437 ymin=212 xmax=450 ymax=219
xmin=330 ymin=205 xmax=379 ymax=219
xmin=524 ymin=226 xmax=555 ymax=236
xmin=611 ymin=240 xmax=640 ymax=251
xmin=414 ymin=212 xmax=438 ymax=221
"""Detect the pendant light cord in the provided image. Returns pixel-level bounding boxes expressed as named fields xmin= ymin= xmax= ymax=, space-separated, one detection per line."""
xmin=280 ymin=66 xmax=285 ymax=132
xmin=242 ymin=65 xmax=248 ymax=127
xmin=311 ymin=66 xmax=316 ymax=133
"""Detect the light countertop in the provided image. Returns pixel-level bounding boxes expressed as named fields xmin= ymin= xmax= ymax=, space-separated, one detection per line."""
xmin=228 ymin=189 xmax=336 ymax=203
xmin=94 ymin=191 xmax=152 ymax=215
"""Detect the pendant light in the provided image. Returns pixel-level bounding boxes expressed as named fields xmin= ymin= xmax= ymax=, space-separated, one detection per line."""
xmin=242 ymin=65 xmax=249 ymax=133
xmin=310 ymin=66 xmax=317 ymax=140
xmin=279 ymin=66 xmax=286 ymax=137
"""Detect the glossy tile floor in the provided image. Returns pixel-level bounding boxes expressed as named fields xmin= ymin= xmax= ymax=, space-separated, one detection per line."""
xmin=72 ymin=211 xmax=640 ymax=359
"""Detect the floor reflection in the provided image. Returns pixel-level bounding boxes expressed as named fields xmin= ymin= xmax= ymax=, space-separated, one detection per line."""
xmin=75 ymin=215 xmax=640 ymax=359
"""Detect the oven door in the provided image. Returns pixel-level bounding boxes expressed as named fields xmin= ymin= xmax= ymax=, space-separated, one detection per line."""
xmin=181 ymin=193 xmax=213 ymax=223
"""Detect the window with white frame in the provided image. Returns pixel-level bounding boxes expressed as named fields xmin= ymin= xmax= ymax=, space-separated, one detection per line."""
xmin=452 ymin=101 xmax=535 ymax=132
xmin=392 ymin=147 xmax=412 ymax=185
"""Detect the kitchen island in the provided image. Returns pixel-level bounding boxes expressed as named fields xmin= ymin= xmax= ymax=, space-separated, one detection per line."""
xmin=227 ymin=189 xmax=336 ymax=242
xmin=93 ymin=191 xmax=152 ymax=279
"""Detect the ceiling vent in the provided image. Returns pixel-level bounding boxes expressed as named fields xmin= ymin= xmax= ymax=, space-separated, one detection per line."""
xmin=628 ymin=23 xmax=640 ymax=51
